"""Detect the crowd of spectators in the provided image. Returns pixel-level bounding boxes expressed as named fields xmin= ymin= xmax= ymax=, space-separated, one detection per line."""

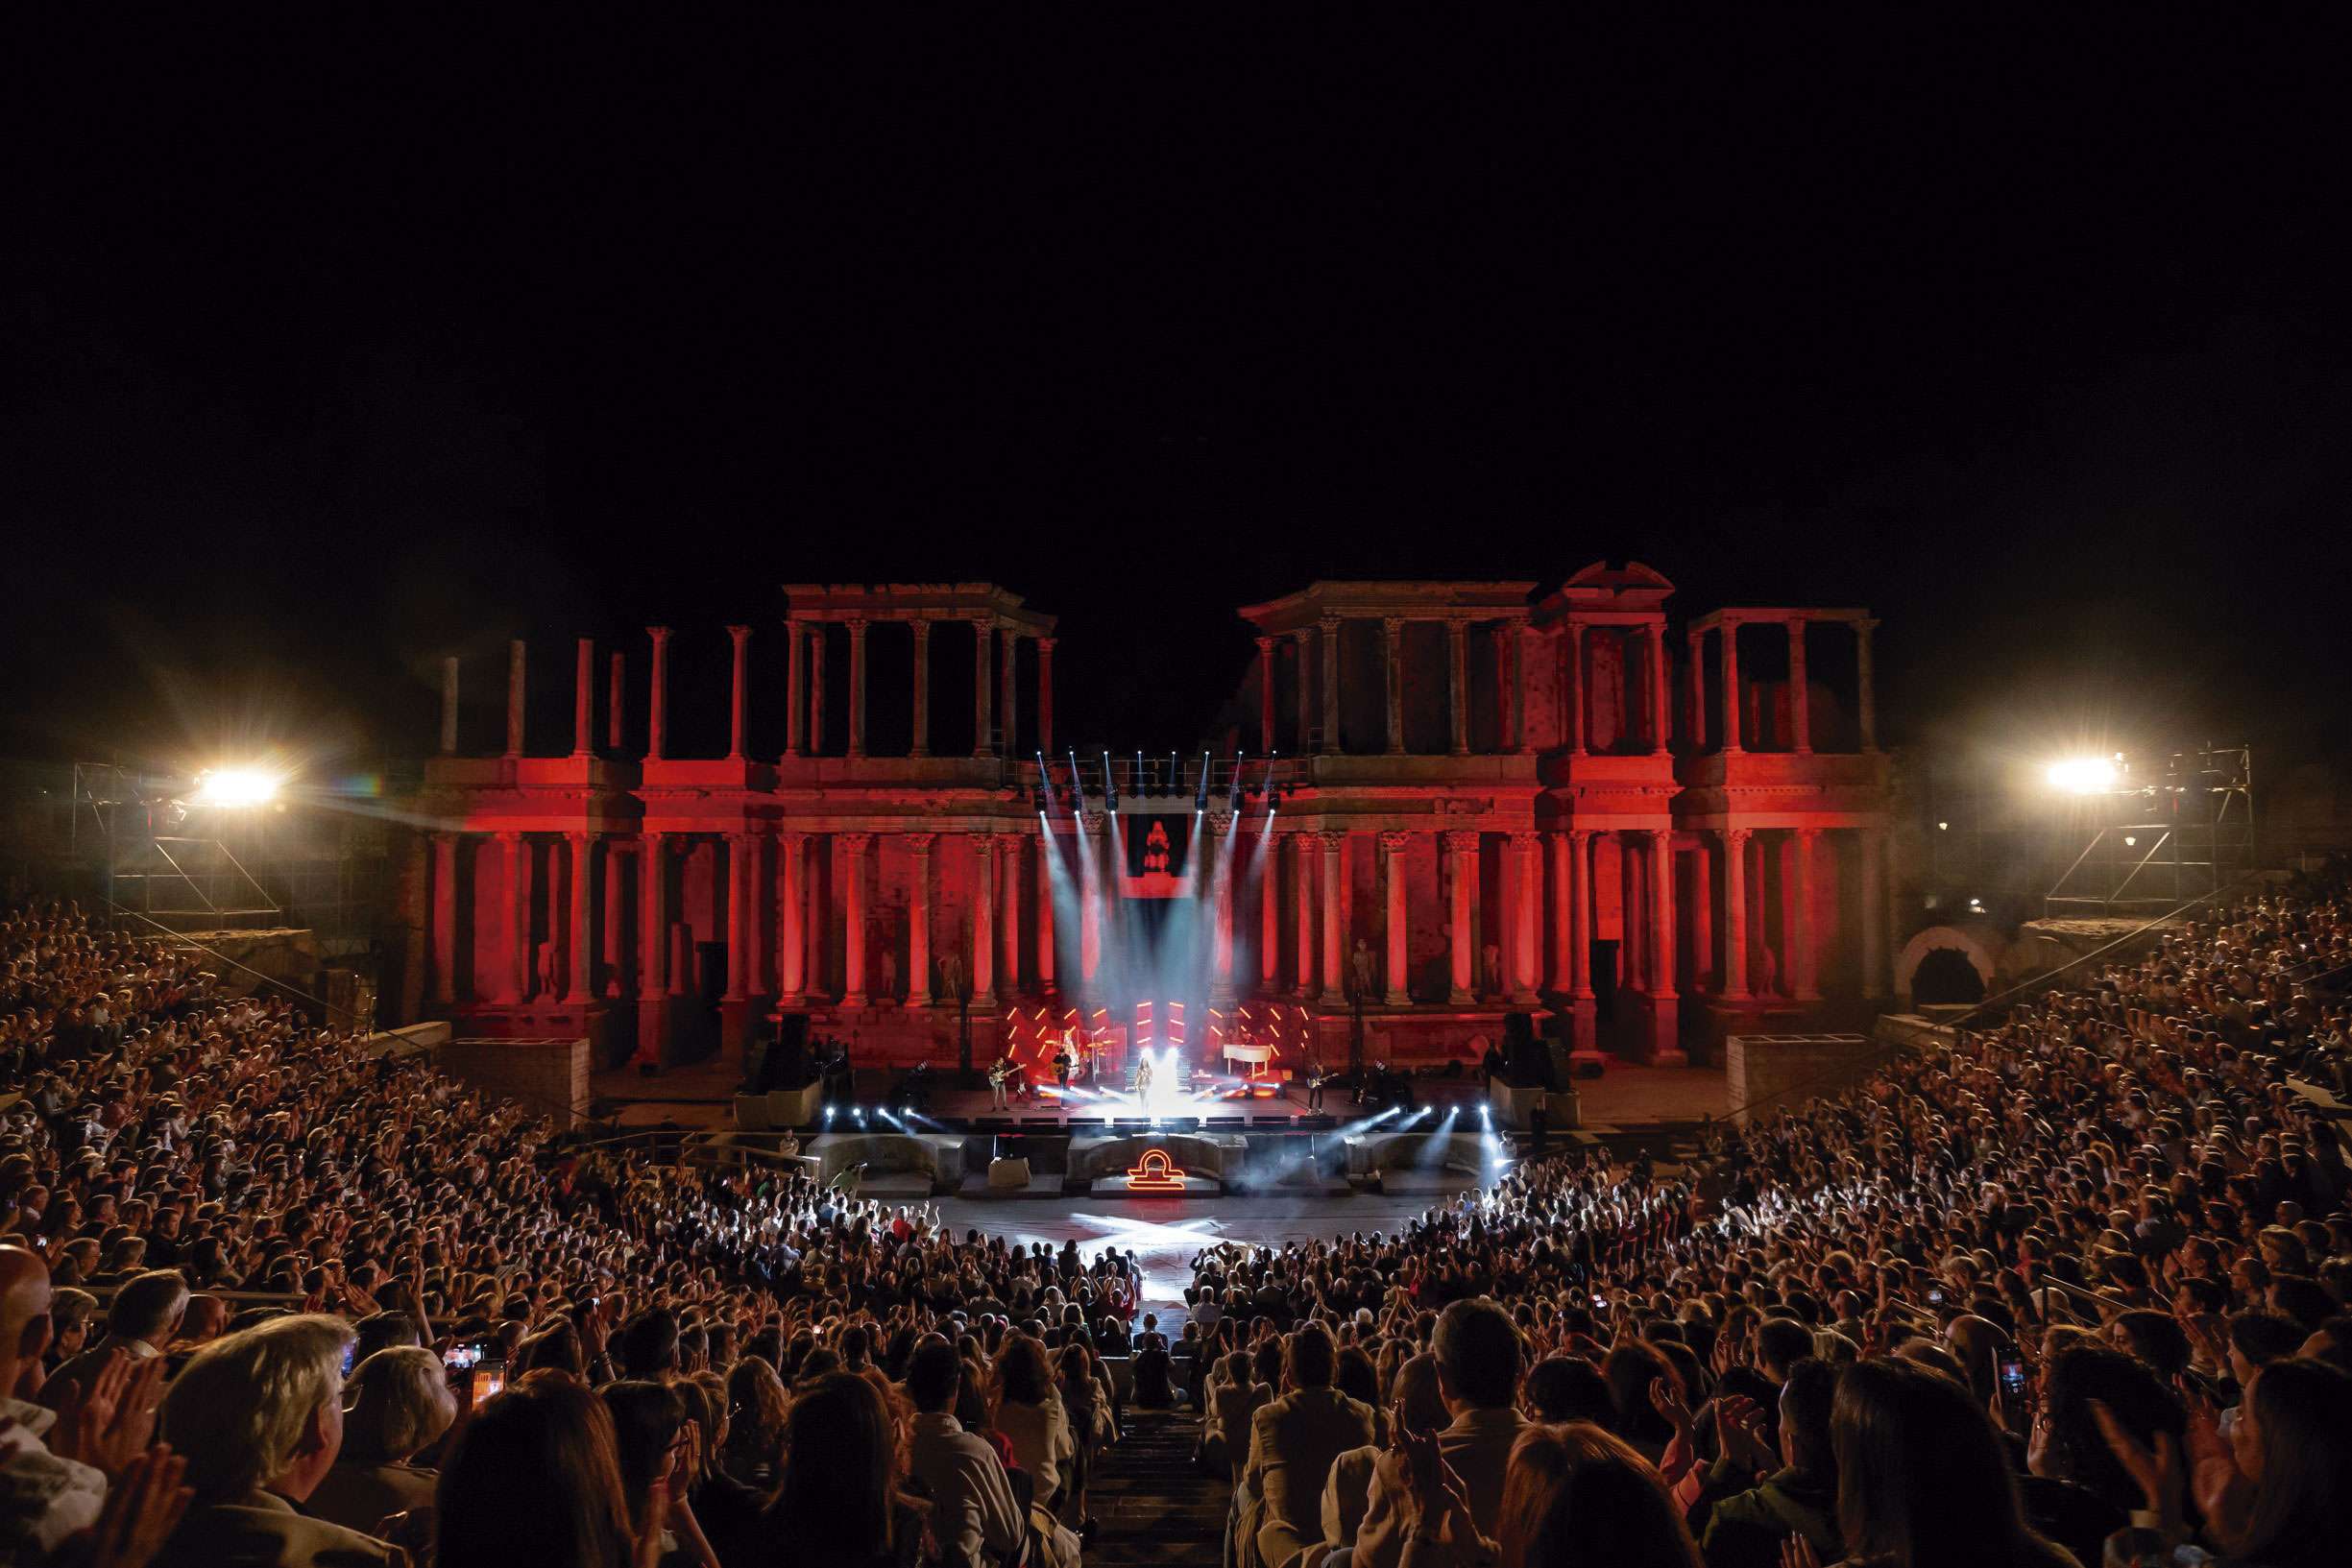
xmin=1182 ymin=877 xmax=2352 ymax=1568
xmin=4 ymin=866 xmax=2352 ymax=1568
xmin=0 ymin=903 xmax=1138 ymax=1566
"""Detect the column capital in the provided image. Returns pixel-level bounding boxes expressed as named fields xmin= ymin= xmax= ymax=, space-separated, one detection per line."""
xmin=429 ymin=828 xmax=457 ymax=846
xmin=645 ymin=624 xmax=671 ymax=644
xmin=494 ymin=828 xmax=521 ymax=844
xmin=1648 ymin=825 xmax=1673 ymax=846
xmin=1318 ymin=612 xmax=1345 ymax=634
xmin=967 ymin=829 xmax=998 ymax=849
xmin=911 ymin=618 xmax=931 ymax=642
xmin=1724 ymin=824 xmax=1754 ymax=848
xmin=970 ymin=615 xmax=994 ymax=633
xmin=1380 ymin=830 xmax=1416 ymax=854
xmin=845 ymin=615 xmax=869 ymax=634
xmin=1036 ymin=635 xmax=1055 ymax=652
xmin=839 ymin=832 xmax=873 ymax=854
xmin=776 ymin=828 xmax=806 ymax=848
xmin=566 ymin=828 xmax=591 ymax=846
xmin=1318 ymin=829 xmax=1348 ymax=852
xmin=904 ymin=832 xmax=935 ymax=855
xmin=1568 ymin=825 xmax=1597 ymax=845
xmin=1508 ymin=830 xmax=1541 ymax=853
xmin=1380 ymin=615 xmax=1406 ymax=636
xmin=1443 ymin=829 xmax=1481 ymax=854
xmin=1445 ymin=613 xmax=1471 ymax=632
xmin=725 ymin=623 xmax=750 ymax=642
xmin=1079 ymin=810 xmax=1107 ymax=836
xmin=1795 ymin=825 xmax=1821 ymax=845
xmin=1255 ymin=633 xmax=1274 ymax=651
xmin=1207 ymin=810 xmax=1235 ymax=837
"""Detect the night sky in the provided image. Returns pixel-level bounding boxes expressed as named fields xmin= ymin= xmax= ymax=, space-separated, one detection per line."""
xmin=9 ymin=15 xmax=2346 ymax=784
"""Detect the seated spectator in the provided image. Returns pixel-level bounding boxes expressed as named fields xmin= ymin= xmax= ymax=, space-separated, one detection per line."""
xmin=1240 ymin=1323 xmax=1374 ymax=1568
xmin=0 ymin=1245 xmax=105 ymax=1557
xmin=768 ymin=1370 xmax=929 ymax=1568
xmin=1520 ymin=1357 xmax=1613 ymax=1426
xmin=1354 ymin=1299 xmax=1527 ymax=1568
xmin=1325 ymin=1351 xmax=1445 ymax=1562
xmin=435 ymin=1375 xmax=641 ymax=1568
xmin=40 ymin=1266 xmax=187 ymax=1409
xmin=307 ymin=1346 xmax=456 ymax=1537
xmin=154 ymin=1314 xmax=404 ymax=1567
xmin=1833 ymin=1360 xmax=2073 ymax=1568
xmin=994 ymin=1335 xmax=1078 ymax=1512
xmin=1696 ymin=1358 xmax=1839 ymax=1568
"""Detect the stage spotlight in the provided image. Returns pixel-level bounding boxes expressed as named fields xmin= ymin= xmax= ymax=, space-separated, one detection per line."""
xmin=189 ymin=766 xmax=283 ymax=808
xmin=851 ymin=1107 xmax=866 ymax=1123
xmin=2047 ymin=756 xmax=2119 ymax=794
xmin=823 ymin=1106 xmax=836 ymax=1123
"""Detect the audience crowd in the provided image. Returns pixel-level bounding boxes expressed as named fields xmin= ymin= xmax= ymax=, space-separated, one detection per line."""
xmin=1183 ymin=874 xmax=2352 ymax=1568
xmin=0 ymin=865 xmax=2348 ymax=1568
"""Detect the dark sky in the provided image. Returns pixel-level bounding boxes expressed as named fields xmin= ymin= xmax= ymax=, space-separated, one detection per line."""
xmin=8 ymin=13 xmax=2347 ymax=783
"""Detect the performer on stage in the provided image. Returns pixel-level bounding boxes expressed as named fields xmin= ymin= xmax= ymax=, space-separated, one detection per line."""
xmin=1303 ymin=1047 xmax=1326 ymax=1112
xmin=1133 ymin=1048 xmax=1155 ymax=1108
xmin=987 ymin=1049 xmax=1017 ymax=1110
xmin=1056 ymin=1035 xmax=1078 ymax=1090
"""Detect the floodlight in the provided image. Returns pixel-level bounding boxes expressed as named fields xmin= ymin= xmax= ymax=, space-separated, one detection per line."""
xmin=190 ymin=767 xmax=282 ymax=808
xmin=2046 ymin=757 xmax=2118 ymax=794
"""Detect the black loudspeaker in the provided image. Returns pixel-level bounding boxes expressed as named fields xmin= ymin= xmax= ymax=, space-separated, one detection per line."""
xmin=754 ymin=1012 xmax=811 ymax=1093
xmin=1502 ymin=1011 xmax=1554 ymax=1090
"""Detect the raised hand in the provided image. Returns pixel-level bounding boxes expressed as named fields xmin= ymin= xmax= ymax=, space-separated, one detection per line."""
xmin=84 ymin=1444 xmax=193 ymax=1568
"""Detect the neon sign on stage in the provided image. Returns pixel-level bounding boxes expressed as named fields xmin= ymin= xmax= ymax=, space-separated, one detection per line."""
xmin=1124 ymin=1148 xmax=1186 ymax=1192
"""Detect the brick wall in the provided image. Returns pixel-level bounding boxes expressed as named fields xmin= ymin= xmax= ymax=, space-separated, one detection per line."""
xmin=435 ymin=1036 xmax=590 ymax=1127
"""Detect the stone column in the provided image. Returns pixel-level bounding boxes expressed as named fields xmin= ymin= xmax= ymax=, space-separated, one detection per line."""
xmin=570 ymin=639 xmax=594 ymax=757
xmin=1508 ymin=623 xmax=1529 ymax=753
xmin=972 ymin=620 xmax=994 ymax=758
xmin=1685 ymin=629 xmax=1706 ymax=751
xmin=845 ymin=618 xmax=868 ymax=759
xmin=1034 ymin=832 xmax=1056 ymax=991
xmin=1794 ymin=827 xmax=1821 ymax=999
xmin=1688 ymin=834 xmax=1714 ymax=993
xmin=1446 ymin=619 xmax=1470 ymax=755
xmin=782 ymin=618 xmax=801 ymax=758
xmin=1381 ymin=831 xmax=1412 ymax=1004
xmin=1293 ymin=832 xmax=1317 ymax=999
xmin=724 ymin=833 xmax=750 ymax=1001
xmin=1860 ymin=826 xmax=1887 ymax=996
xmin=1649 ymin=830 xmax=1676 ymax=997
xmin=1293 ymin=631 xmax=1314 ymax=754
xmin=1510 ymin=832 xmax=1541 ymax=1003
xmin=504 ymin=640 xmax=526 ymax=759
xmin=1001 ymin=632 xmax=1019 ymax=757
xmin=440 ymin=657 xmax=460 ymax=755
xmin=600 ymin=841 xmax=627 ymax=996
xmin=840 ymin=833 xmax=872 ymax=1006
xmin=969 ymin=832 xmax=996 ymax=1005
xmin=1650 ymin=624 xmax=1671 ymax=754
xmin=1787 ymin=617 xmax=1811 ymax=754
xmin=1261 ymin=828 xmax=1283 ymax=987
xmin=1257 ymin=636 xmax=1276 ymax=754
xmin=646 ymin=626 xmax=671 ymax=760
xmin=638 ymin=832 xmax=667 ymax=998
xmin=809 ymin=627 xmax=827 ymax=755
xmin=775 ymin=832 xmax=806 ymax=1002
xmin=999 ymin=837 xmax=1022 ymax=994
xmin=1037 ymin=638 xmax=1056 ymax=754
xmin=1711 ymin=827 xmax=1750 ymax=1001
xmin=1568 ymin=832 xmax=1595 ymax=1000
xmin=1445 ymin=830 xmax=1478 ymax=1002
xmin=499 ymin=832 xmax=528 ymax=1002
xmin=909 ymin=620 xmax=931 ymax=758
xmin=907 ymin=833 xmax=934 ymax=1004
xmin=1546 ymin=832 xmax=1571 ymax=994
xmin=568 ymin=832 xmax=594 ymax=1001
xmin=1857 ymin=618 xmax=1879 ymax=751
xmin=608 ymin=652 xmax=626 ymax=751
xmin=1319 ymin=615 xmax=1343 ymax=755
xmin=1719 ymin=619 xmax=1742 ymax=753
xmin=1382 ymin=616 xmax=1406 ymax=755
xmin=1566 ymin=624 xmax=1587 ymax=754
xmin=726 ymin=626 xmax=751 ymax=760
xmin=1209 ymin=819 xmax=1233 ymax=993
xmin=430 ymin=833 xmax=458 ymax=1002
xmin=1320 ymin=831 xmax=1346 ymax=998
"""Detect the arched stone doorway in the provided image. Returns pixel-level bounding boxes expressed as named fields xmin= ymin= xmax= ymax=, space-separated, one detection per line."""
xmin=1894 ymin=925 xmax=1999 ymax=1007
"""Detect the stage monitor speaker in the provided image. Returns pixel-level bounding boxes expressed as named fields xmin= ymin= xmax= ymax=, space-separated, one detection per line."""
xmin=1502 ymin=1011 xmax=1555 ymax=1090
xmin=753 ymin=1012 xmax=811 ymax=1093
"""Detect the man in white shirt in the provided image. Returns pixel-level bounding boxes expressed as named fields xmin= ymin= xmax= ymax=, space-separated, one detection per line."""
xmin=904 ymin=1339 xmax=1079 ymax=1568
xmin=0 ymin=1245 xmax=107 ymax=1558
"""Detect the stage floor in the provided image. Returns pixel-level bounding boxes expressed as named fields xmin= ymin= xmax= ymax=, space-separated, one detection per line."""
xmin=593 ymin=1054 xmax=1729 ymax=1132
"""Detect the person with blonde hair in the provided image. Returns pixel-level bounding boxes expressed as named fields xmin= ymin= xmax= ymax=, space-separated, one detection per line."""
xmin=307 ymin=1345 xmax=456 ymax=1536
xmin=154 ymin=1313 xmax=404 ymax=1567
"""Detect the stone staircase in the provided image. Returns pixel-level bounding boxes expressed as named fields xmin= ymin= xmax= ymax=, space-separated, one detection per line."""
xmin=1084 ymin=1409 xmax=1228 ymax=1567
